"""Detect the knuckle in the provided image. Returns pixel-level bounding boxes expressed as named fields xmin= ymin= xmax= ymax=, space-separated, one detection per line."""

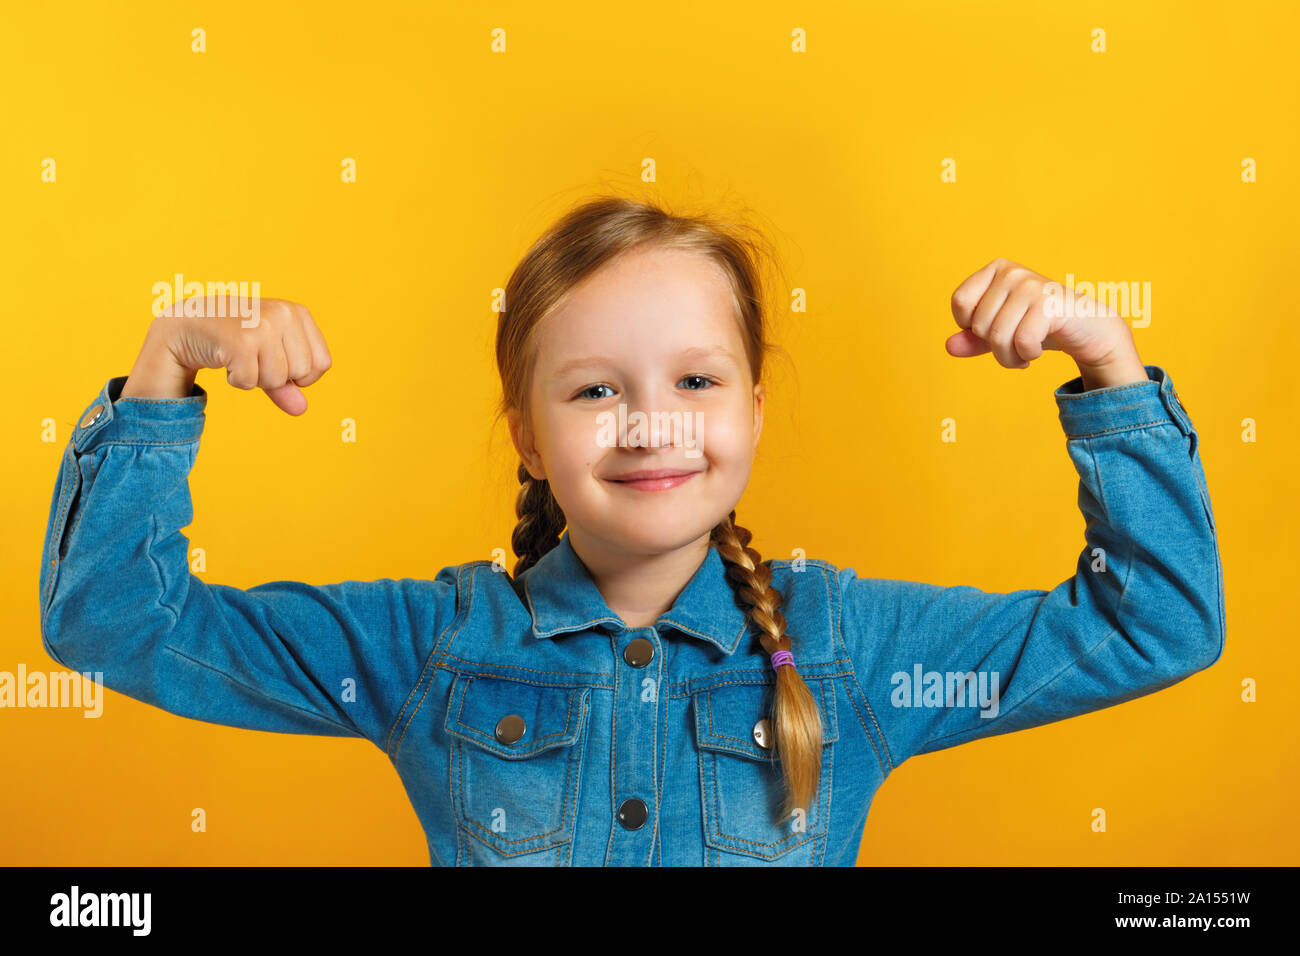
xmin=260 ymin=300 xmax=290 ymax=325
xmin=262 ymin=366 xmax=289 ymax=388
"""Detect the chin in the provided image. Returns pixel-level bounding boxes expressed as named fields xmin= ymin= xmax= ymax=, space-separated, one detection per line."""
xmin=591 ymin=513 xmax=719 ymax=555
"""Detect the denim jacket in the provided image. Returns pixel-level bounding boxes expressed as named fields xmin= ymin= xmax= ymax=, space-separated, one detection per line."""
xmin=39 ymin=364 xmax=1225 ymax=866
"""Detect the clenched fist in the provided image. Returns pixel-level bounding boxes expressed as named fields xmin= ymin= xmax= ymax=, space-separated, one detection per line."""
xmin=946 ymin=258 xmax=1148 ymax=390
xmin=120 ymin=295 xmax=332 ymax=415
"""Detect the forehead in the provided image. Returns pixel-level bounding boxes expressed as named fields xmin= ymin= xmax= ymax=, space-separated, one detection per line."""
xmin=533 ymin=245 xmax=742 ymax=368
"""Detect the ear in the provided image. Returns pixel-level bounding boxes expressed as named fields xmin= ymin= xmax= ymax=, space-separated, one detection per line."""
xmin=507 ymin=407 xmax=547 ymax=480
xmin=752 ymin=382 xmax=765 ymax=450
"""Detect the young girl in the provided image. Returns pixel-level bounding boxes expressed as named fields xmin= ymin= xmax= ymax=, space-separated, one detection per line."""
xmin=39 ymin=195 xmax=1225 ymax=866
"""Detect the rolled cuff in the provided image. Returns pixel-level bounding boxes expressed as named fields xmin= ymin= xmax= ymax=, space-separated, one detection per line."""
xmin=72 ymin=375 xmax=207 ymax=452
xmin=1054 ymin=364 xmax=1195 ymax=440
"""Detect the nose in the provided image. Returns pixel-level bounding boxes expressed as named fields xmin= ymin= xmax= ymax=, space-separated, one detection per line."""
xmin=617 ymin=390 xmax=701 ymax=455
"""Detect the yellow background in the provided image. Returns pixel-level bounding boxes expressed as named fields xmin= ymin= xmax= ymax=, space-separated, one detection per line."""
xmin=2 ymin=0 xmax=1295 ymax=865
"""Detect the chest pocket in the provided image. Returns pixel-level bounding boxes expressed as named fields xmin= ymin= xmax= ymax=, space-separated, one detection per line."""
xmin=692 ymin=678 xmax=838 ymax=864
xmin=445 ymin=674 xmax=592 ymax=863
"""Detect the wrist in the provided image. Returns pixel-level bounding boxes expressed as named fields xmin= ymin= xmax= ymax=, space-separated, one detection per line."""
xmin=1075 ymin=342 xmax=1148 ymax=391
xmin=120 ymin=322 xmax=198 ymax=400
xmin=1077 ymin=359 xmax=1149 ymax=391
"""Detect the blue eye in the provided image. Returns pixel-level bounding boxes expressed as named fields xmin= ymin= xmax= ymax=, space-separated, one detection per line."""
xmin=680 ymin=374 xmax=717 ymax=391
xmin=574 ymin=376 xmax=717 ymax=401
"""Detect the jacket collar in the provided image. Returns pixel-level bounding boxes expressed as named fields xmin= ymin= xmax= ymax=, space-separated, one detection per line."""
xmin=521 ymin=529 xmax=752 ymax=655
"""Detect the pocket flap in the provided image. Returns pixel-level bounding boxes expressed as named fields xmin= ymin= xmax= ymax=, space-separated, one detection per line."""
xmin=445 ymin=674 xmax=590 ymax=759
xmin=693 ymin=678 xmax=838 ymax=760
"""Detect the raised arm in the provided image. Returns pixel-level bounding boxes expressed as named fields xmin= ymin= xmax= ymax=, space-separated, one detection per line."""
xmin=839 ymin=259 xmax=1223 ymax=768
xmin=38 ymin=300 xmax=460 ymax=754
xmin=841 ymin=362 xmax=1223 ymax=766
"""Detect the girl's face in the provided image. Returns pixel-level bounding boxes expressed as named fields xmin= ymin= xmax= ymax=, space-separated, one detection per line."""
xmin=508 ymin=243 xmax=765 ymax=558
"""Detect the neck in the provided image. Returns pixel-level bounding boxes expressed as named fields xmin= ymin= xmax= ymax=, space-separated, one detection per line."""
xmin=566 ymin=526 xmax=711 ymax=629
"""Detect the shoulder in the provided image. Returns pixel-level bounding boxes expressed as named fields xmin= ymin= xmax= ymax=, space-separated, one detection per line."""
xmin=766 ymin=554 xmax=844 ymax=600
xmin=764 ymin=555 xmax=847 ymax=664
xmin=421 ymin=558 xmax=534 ymax=629
xmin=422 ymin=557 xmax=526 ymax=605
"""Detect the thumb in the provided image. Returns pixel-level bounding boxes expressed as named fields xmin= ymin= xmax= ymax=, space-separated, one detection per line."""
xmin=945 ymin=329 xmax=991 ymax=358
xmin=264 ymin=381 xmax=308 ymax=416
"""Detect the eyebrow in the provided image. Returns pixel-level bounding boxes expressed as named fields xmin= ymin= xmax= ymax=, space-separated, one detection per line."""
xmin=549 ymin=345 xmax=738 ymax=380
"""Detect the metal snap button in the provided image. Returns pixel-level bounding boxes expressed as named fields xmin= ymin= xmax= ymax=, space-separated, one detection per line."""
xmin=79 ymin=405 xmax=104 ymax=430
xmin=753 ymin=718 xmax=772 ymax=750
xmin=623 ymin=637 xmax=655 ymax=668
xmin=494 ymin=714 xmax=525 ymax=745
xmin=618 ymin=797 xmax=648 ymax=830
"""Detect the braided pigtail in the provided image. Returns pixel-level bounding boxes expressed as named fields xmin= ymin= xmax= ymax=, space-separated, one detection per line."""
xmin=710 ymin=510 xmax=824 ymax=821
xmin=511 ymin=461 xmax=567 ymax=579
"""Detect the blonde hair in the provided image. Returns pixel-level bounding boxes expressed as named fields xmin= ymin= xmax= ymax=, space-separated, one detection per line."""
xmin=492 ymin=193 xmax=822 ymax=821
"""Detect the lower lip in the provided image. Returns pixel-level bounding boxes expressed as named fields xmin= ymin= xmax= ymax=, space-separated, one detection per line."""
xmin=607 ymin=472 xmax=699 ymax=492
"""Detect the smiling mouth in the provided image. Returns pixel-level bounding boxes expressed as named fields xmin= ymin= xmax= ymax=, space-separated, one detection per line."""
xmin=603 ymin=470 xmax=701 ymax=492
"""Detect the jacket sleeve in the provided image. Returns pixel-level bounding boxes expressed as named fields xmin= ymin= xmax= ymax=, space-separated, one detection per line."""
xmin=38 ymin=375 xmax=462 ymax=755
xmin=838 ymin=364 xmax=1225 ymax=769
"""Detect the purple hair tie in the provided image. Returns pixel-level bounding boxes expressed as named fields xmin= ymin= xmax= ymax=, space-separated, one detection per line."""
xmin=770 ymin=649 xmax=794 ymax=671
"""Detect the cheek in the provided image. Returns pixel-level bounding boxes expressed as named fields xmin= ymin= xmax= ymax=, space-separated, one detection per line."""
xmin=699 ymin=410 xmax=753 ymax=462
xmin=541 ymin=413 xmax=603 ymax=480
